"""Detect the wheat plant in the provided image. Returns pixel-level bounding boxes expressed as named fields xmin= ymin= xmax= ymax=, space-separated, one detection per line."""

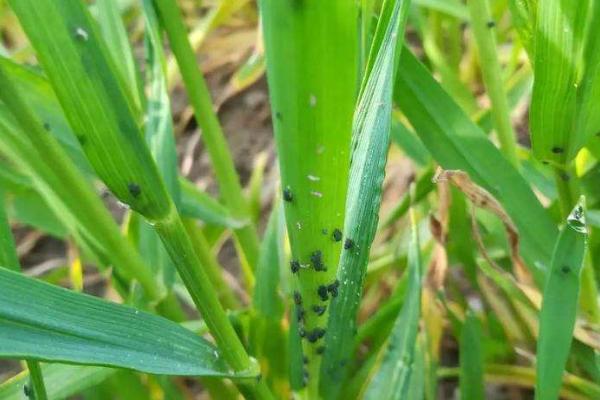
xmin=0 ymin=0 xmax=598 ymax=399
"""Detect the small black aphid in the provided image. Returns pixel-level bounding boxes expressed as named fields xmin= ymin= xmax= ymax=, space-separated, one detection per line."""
xmin=23 ymin=384 xmax=32 ymax=398
xmin=77 ymin=134 xmax=87 ymax=145
xmin=43 ymin=122 xmax=51 ymax=131
xmin=316 ymin=346 xmax=325 ymax=355
xmin=297 ymin=306 xmax=305 ymax=323
xmin=128 ymin=183 xmax=141 ymax=198
xmin=312 ymin=304 xmax=327 ymax=316
xmin=332 ymin=228 xmax=343 ymax=242
xmin=290 ymin=260 xmax=300 ymax=274
xmin=561 ymin=265 xmax=571 ymax=274
xmin=311 ymin=250 xmax=327 ymax=271
xmin=486 ymin=20 xmax=495 ymax=28
xmin=310 ymin=250 xmax=322 ymax=264
xmin=574 ymin=206 xmax=584 ymax=220
xmin=307 ymin=327 xmax=326 ymax=343
xmin=551 ymin=146 xmax=564 ymax=154
xmin=283 ymin=187 xmax=293 ymax=202
xmin=317 ymin=285 xmax=329 ymax=301
xmin=293 ymin=291 xmax=302 ymax=305
xmin=344 ymin=238 xmax=354 ymax=250
xmin=542 ymin=160 xmax=550 ymax=165
xmin=327 ymin=279 xmax=340 ymax=298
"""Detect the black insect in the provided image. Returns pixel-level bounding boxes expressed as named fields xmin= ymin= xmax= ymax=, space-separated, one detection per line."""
xmin=293 ymin=291 xmax=302 ymax=305
xmin=306 ymin=327 xmax=326 ymax=343
xmin=551 ymin=146 xmax=564 ymax=154
xmin=311 ymin=250 xmax=327 ymax=271
xmin=312 ymin=304 xmax=327 ymax=316
xmin=561 ymin=265 xmax=571 ymax=274
xmin=283 ymin=187 xmax=293 ymax=202
xmin=290 ymin=260 xmax=300 ymax=274
xmin=297 ymin=306 xmax=305 ymax=323
xmin=128 ymin=183 xmax=141 ymax=198
xmin=24 ymin=384 xmax=32 ymax=398
xmin=486 ymin=20 xmax=495 ymax=28
xmin=317 ymin=285 xmax=329 ymax=301
xmin=344 ymin=238 xmax=354 ymax=250
xmin=327 ymin=279 xmax=340 ymax=298
xmin=332 ymin=228 xmax=343 ymax=242
xmin=316 ymin=346 xmax=325 ymax=355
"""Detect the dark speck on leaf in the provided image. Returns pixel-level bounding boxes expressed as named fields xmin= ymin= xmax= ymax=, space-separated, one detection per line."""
xmin=321 ymin=228 xmax=328 ymax=235
xmin=551 ymin=146 xmax=564 ymax=154
xmin=344 ymin=238 xmax=354 ymax=250
xmin=43 ymin=122 xmax=51 ymax=131
xmin=283 ymin=187 xmax=293 ymax=202
xmin=128 ymin=183 xmax=141 ymax=197
xmin=275 ymin=111 xmax=282 ymax=121
xmin=307 ymin=327 xmax=326 ymax=343
xmin=297 ymin=306 xmax=305 ymax=323
xmin=316 ymin=346 xmax=325 ymax=355
xmin=561 ymin=265 xmax=571 ymax=274
xmin=290 ymin=260 xmax=300 ymax=274
xmin=317 ymin=285 xmax=329 ymax=301
xmin=486 ymin=20 xmax=495 ymax=28
xmin=312 ymin=304 xmax=327 ymax=316
xmin=303 ymin=356 xmax=308 ymax=364
xmin=327 ymin=279 xmax=340 ymax=298
xmin=293 ymin=291 xmax=302 ymax=305
xmin=311 ymin=250 xmax=326 ymax=271
xmin=332 ymin=229 xmax=343 ymax=242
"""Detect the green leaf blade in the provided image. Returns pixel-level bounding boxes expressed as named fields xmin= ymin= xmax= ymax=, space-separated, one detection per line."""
xmin=0 ymin=267 xmax=247 ymax=378
xmin=535 ymin=198 xmax=588 ymax=400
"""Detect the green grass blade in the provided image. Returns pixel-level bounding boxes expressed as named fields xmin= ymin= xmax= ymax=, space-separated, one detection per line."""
xmin=251 ymin=203 xmax=288 ymax=392
xmin=320 ymin=1 xmax=411 ymax=397
xmin=0 ymin=57 xmax=93 ymax=176
xmin=6 ymin=3 xmax=264 ymax=387
xmin=530 ymin=0 xmax=590 ymax=164
xmin=94 ymin=0 xmax=143 ymax=114
xmin=25 ymin=360 xmax=48 ymax=400
xmin=151 ymin=0 xmax=260 ymax=270
xmin=0 ymin=192 xmax=19 ymax=271
xmin=394 ymin=49 xmax=557 ymax=284
xmin=179 ymin=178 xmax=249 ymax=229
xmin=0 ymin=62 xmax=164 ymax=302
xmin=459 ymin=311 xmax=485 ymax=400
xmin=0 ymin=364 xmax=115 ymax=400
xmin=9 ymin=0 xmax=172 ymax=221
xmin=0 ymin=267 xmax=249 ymax=378
xmin=467 ymin=0 xmax=519 ymax=166
xmin=365 ymin=207 xmax=422 ymax=400
xmin=535 ymin=198 xmax=587 ymax=400
xmin=259 ymin=0 xmax=358 ymax=394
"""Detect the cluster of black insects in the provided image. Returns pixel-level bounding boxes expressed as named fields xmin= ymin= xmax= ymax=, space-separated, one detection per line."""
xmin=283 ymin=186 xmax=356 ymax=384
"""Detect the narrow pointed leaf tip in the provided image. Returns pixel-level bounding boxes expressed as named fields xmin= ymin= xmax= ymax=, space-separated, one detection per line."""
xmin=320 ymin=0 xmax=412 ymax=396
xmin=535 ymin=197 xmax=587 ymax=400
xmin=0 ymin=268 xmax=256 ymax=378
